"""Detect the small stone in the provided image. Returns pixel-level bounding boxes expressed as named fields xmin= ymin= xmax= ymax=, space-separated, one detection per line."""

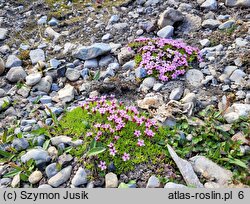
xmin=29 ymin=49 xmax=45 ymax=65
xmin=38 ymin=184 xmax=52 ymax=188
xmin=21 ymin=148 xmax=51 ymax=165
xmin=65 ymin=68 xmax=80 ymax=81
xmin=135 ymin=67 xmax=147 ymax=78
xmin=0 ymin=97 xmax=11 ymax=111
xmin=37 ymin=16 xmax=47 ymax=25
xmin=71 ymin=167 xmax=88 ymax=187
xmin=105 ymin=172 xmax=118 ymax=188
xmin=118 ymin=47 xmax=134 ymax=65
xmin=158 ymin=8 xmax=184 ymax=28
xmin=58 ymin=154 xmax=73 ymax=166
xmin=0 ymin=57 xmax=5 ymax=75
xmin=102 ymin=33 xmax=112 ymax=41
xmin=26 ymin=73 xmax=42 ymax=86
xmin=136 ymin=29 xmax=144 ymax=36
xmin=99 ymin=55 xmax=114 ymax=67
xmin=6 ymin=67 xmax=27 ymax=83
xmin=47 ymin=146 xmax=58 ymax=158
xmin=218 ymin=20 xmax=235 ymax=30
xmin=235 ymin=38 xmax=248 ymax=47
xmin=199 ymin=39 xmax=210 ymax=47
xmin=200 ymin=0 xmax=218 ymax=10
xmin=202 ymin=19 xmax=221 ymax=29
xmin=225 ymin=0 xmax=250 ymax=8
xmin=48 ymin=166 xmax=72 ymax=187
xmin=46 ymin=163 xmax=59 ymax=178
xmin=48 ymin=17 xmax=59 ymax=26
xmin=50 ymin=58 xmax=61 ymax=69
xmin=39 ymin=95 xmax=52 ymax=104
xmin=185 ymin=69 xmax=204 ymax=87
xmin=28 ymin=171 xmax=43 ymax=184
xmin=5 ymin=55 xmax=22 ymax=68
xmin=153 ymin=83 xmax=164 ymax=91
xmin=12 ymin=138 xmax=29 ymax=151
xmin=0 ymin=28 xmax=8 ymax=40
xmin=169 ymin=87 xmax=184 ymax=100
xmin=230 ymin=69 xmax=246 ymax=84
xmin=142 ymin=77 xmax=156 ymax=89
xmin=58 ymin=84 xmax=75 ymax=103
xmin=33 ymin=76 xmax=52 ymax=93
xmin=73 ymin=43 xmax=111 ymax=60
xmin=11 ymin=174 xmax=20 ymax=188
xmin=164 ymin=182 xmax=187 ymax=188
xmin=146 ymin=175 xmax=160 ymax=188
xmin=157 ymin=25 xmax=174 ymax=38
xmin=84 ymin=59 xmax=98 ymax=69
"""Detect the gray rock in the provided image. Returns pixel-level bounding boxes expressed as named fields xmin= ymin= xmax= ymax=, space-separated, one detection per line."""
xmin=48 ymin=166 xmax=72 ymax=187
xmin=0 ymin=45 xmax=10 ymax=54
xmin=50 ymin=135 xmax=82 ymax=147
xmin=118 ymin=47 xmax=134 ymax=65
xmin=199 ymin=39 xmax=210 ymax=47
xmin=26 ymin=73 xmax=42 ymax=86
xmin=99 ymin=55 xmax=114 ymax=67
xmin=0 ymin=178 xmax=12 ymax=186
xmin=0 ymin=88 xmax=5 ymax=97
xmin=142 ymin=77 xmax=156 ymax=89
xmin=5 ymin=55 xmax=22 ymax=68
xmin=146 ymin=175 xmax=160 ymax=188
xmin=225 ymin=0 xmax=250 ymax=8
xmin=73 ymin=43 xmax=111 ymax=60
xmin=169 ymin=87 xmax=184 ymax=100
xmin=190 ymin=156 xmax=233 ymax=185
xmin=48 ymin=17 xmax=59 ymax=26
xmin=105 ymin=172 xmax=118 ymax=188
xmin=65 ymin=68 xmax=80 ymax=81
xmin=0 ymin=28 xmax=8 ymax=40
xmin=29 ymin=49 xmax=46 ymax=65
xmin=180 ymin=14 xmax=202 ymax=33
xmin=145 ymin=0 xmax=160 ymax=6
xmin=185 ymin=69 xmax=204 ymax=87
xmin=39 ymin=95 xmax=52 ymax=104
xmin=202 ymin=19 xmax=221 ymax=29
xmin=6 ymin=67 xmax=27 ymax=83
xmin=84 ymin=59 xmax=98 ymax=69
xmin=58 ymin=84 xmax=75 ymax=103
xmin=218 ymin=20 xmax=235 ymax=29
xmin=28 ymin=170 xmax=43 ymax=184
xmin=33 ymin=76 xmax=52 ymax=93
xmin=109 ymin=15 xmax=119 ymax=24
xmin=38 ymin=184 xmax=52 ymax=188
xmin=21 ymin=148 xmax=51 ymax=164
xmin=229 ymin=69 xmax=246 ymax=84
xmin=71 ymin=167 xmax=88 ymax=187
xmin=181 ymin=93 xmax=196 ymax=104
xmin=235 ymin=38 xmax=248 ymax=47
xmin=200 ymin=0 xmax=217 ymax=10
xmin=0 ymin=97 xmax=10 ymax=111
xmin=50 ymin=59 xmax=61 ymax=69
xmin=153 ymin=83 xmax=164 ymax=91
xmin=113 ymin=23 xmax=129 ymax=30
xmin=158 ymin=8 xmax=184 ymax=28
xmin=37 ymin=16 xmax=47 ymax=25
xmin=12 ymin=138 xmax=29 ymax=151
xmin=0 ymin=57 xmax=5 ymax=75
xmin=164 ymin=182 xmax=187 ymax=188
xmin=46 ymin=163 xmax=59 ymax=178
xmin=219 ymin=66 xmax=238 ymax=82
xmin=58 ymin=154 xmax=73 ymax=166
xmin=102 ymin=33 xmax=112 ymax=41
xmin=167 ymin=145 xmax=203 ymax=188
xmin=157 ymin=25 xmax=174 ymax=38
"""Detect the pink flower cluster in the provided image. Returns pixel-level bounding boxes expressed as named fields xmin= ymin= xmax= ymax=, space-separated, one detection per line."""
xmin=81 ymin=96 xmax=158 ymax=171
xmin=128 ymin=38 xmax=202 ymax=82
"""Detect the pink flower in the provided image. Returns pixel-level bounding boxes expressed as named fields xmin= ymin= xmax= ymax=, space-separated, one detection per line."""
xmin=144 ymin=128 xmax=155 ymax=137
xmin=109 ymin=147 xmax=117 ymax=156
xmin=137 ymin=139 xmax=145 ymax=147
xmin=134 ymin=130 xmax=141 ymax=137
xmin=114 ymin=135 xmax=120 ymax=141
xmin=98 ymin=161 xmax=107 ymax=171
xmin=86 ymin=132 xmax=92 ymax=137
xmin=122 ymin=153 xmax=130 ymax=161
xmin=107 ymin=142 xmax=114 ymax=148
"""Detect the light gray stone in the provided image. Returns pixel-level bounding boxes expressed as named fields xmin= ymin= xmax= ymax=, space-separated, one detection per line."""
xmin=164 ymin=182 xmax=187 ymax=188
xmin=46 ymin=163 xmax=59 ymax=178
xmin=21 ymin=148 xmax=51 ymax=164
xmin=6 ymin=67 xmax=27 ymax=83
xmin=5 ymin=55 xmax=22 ymax=68
xmin=202 ymin=19 xmax=221 ymax=29
xmin=169 ymin=87 xmax=184 ymax=100
xmin=146 ymin=175 xmax=160 ymax=188
xmin=33 ymin=76 xmax=52 ymax=93
xmin=29 ymin=49 xmax=45 ymax=65
xmin=105 ymin=172 xmax=118 ymax=188
xmin=28 ymin=171 xmax=43 ymax=184
xmin=218 ymin=20 xmax=235 ymax=29
xmin=65 ymin=68 xmax=80 ymax=81
xmin=0 ymin=28 xmax=8 ymax=40
xmin=185 ymin=69 xmax=204 ymax=87
xmin=71 ymin=167 xmax=88 ymax=187
xmin=58 ymin=84 xmax=75 ymax=103
xmin=157 ymin=25 xmax=174 ymax=38
xmin=158 ymin=8 xmax=184 ymax=28
xmin=0 ymin=57 xmax=5 ymax=75
xmin=26 ymin=73 xmax=42 ymax=86
xmin=48 ymin=166 xmax=72 ymax=187
xmin=200 ymin=0 xmax=217 ymax=10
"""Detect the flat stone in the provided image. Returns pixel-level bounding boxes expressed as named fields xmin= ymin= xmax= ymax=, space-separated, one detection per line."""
xmin=38 ymin=184 xmax=52 ymax=188
xmin=142 ymin=77 xmax=156 ymax=89
xmin=21 ymin=148 xmax=51 ymax=165
xmin=48 ymin=166 xmax=72 ymax=187
xmin=200 ymin=0 xmax=217 ymax=10
xmin=202 ymin=19 xmax=221 ymax=29
xmin=218 ymin=20 xmax=235 ymax=29
xmin=84 ymin=59 xmax=98 ymax=69
xmin=12 ymin=138 xmax=29 ymax=151
xmin=230 ymin=69 xmax=246 ymax=84
xmin=33 ymin=76 xmax=52 ymax=93
xmin=11 ymin=174 xmax=20 ymax=188
xmin=73 ymin=43 xmax=111 ymax=60
xmin=46 ymin=163 xmax=59 ymax=178
xmin=0 ymin=57 xmax=5 ymax=75
xmin=169 ymin=87 xmax=184 ymax=100
xmin=135 ymin=67 xmax=147 ymax=78
xmin=158 ymin=8 xmax=184 ymax=28
xmin=65 ymin=68 xmax=80 ymax=81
